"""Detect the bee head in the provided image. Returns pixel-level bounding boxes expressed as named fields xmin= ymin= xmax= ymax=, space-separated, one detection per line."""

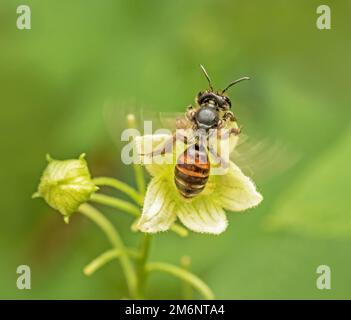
xmin=196 ymin=91 xmax=231 ymax=110
xmin=198 ymin=64 xmax=249 ymax=111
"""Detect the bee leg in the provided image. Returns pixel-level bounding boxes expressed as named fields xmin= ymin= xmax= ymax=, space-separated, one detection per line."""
xmin=209 ymin=125 xmax=240 ymax=142
xmin=216 ymin=126 xmax=241 ymax=140
xmin=175 ymin=131 xmax=189 ymax=145
xmin=217 ymin=119 xmax=225 ymax=129
xmin=186 ymin=106 xmax=196 ymax=121
xmin=230 ymin=126 xmax=242 ymax=136
xmin=141 ymin=132 xmax=188 ymax=157
xmin=208 ymin=146 xmax=230 ymax=169
xmin=223 ymin=111 xmax=237 ymax=122
xmin=141 ymin=136 xmax=174 ymax=157
xmin=214 ymin=112 xmax=240 ymax=138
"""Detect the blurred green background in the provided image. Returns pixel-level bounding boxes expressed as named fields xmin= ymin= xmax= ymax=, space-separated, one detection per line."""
xmin=1 ymin=0 xmax=350 ymax=299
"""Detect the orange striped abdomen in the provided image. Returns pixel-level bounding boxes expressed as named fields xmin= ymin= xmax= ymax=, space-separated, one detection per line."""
xmin=174 ymin=145 xmax=210 ymax=198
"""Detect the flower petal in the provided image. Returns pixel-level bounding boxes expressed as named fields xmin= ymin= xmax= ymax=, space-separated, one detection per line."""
xmin=176 ymin=198 xmax=228 ymax=234
xmin=214 ymin=161 xmax=263 ymax=211
xmin=134 ymin=134 xmax=174 ymax=176
xmin=137 ymin=176 xmax=176 ymax=233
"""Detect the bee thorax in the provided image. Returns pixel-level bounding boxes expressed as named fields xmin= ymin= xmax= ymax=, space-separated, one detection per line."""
xmin=195 ymin=106 xmax=219 ymax=130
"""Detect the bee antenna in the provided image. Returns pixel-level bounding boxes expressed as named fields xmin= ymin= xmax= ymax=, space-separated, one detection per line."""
xmin=222 ymin=77 xmax=250 ymax=93
xmin=200 ymin=64 xmax=214 ymax=91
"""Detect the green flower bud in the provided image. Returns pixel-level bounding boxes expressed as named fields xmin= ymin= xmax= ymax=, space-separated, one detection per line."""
xmin=33 ymin=153 xmax=98 ymax=223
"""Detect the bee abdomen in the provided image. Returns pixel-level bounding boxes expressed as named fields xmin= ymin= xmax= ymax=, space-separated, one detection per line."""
xmin=174 ymin=149 xmax=210 ymax=198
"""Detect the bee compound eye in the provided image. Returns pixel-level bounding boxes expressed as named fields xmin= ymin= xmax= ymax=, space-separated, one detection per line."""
xmin=196 ymin=92 xmax=204 ymax=103
xmin=224 ymin=96 xmax=231 ymax=107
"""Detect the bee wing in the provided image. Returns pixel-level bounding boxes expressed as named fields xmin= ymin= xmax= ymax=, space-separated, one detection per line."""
xmin=230 ymin=134 xmax=301 ymax=183
xmin=102 ymin=101 xmax=176 ymax=145
xmin=102 ymin=100 xmax=139 ymax=147
xmin=101 ymin=101 xmax=173 ymax=152
xmin=102 ymin=101 xmax=189 ymax=161
xmin=127 ymin=109 xmax=189 ymax=131
xmin=159 ymin=111 xmax=192 ymax=131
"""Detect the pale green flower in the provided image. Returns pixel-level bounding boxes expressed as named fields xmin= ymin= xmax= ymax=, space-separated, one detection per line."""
xmin=33 ymin=154 xmax=98 ymax=222
xmin=135 ymin=133 xmax=263 ymax=235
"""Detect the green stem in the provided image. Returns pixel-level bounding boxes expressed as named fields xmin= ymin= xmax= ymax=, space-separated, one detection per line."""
xmin=127 ymin=113 xmax=146 ymax=195
xmin=146 ymin=262 xmax=215 ymax=300
xmin=84 ymin=249 xmax=122 ymax=276
xmin=133 ymin=165 xmax=146 ymax=196
xmin=169 ymin=223 xmax=189 ymax=237
xmin=180 ymin=256 xmax=193 ymax=300
xmin=93 ymin=177 xmax=143 ymax=205
xmin=127 ymin=113 xmax=151 ymax=299
xmin=136 ymin=234 xmax=152 ymax=297
xmin=84 ymin=248 xmax=139 ymax=276
xmin=78 ymin=203 xmax=138 ymax=298
xmin=90 ymin=193 xmax=140 ymax=217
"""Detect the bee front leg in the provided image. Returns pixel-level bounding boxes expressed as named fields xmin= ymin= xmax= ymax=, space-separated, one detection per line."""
xmin=219 ymin=114 xmax=242 ymax=139
xmin=141 ymin=132 xmax=188 ymax=157
xmin=211 ymin=124 xmax=241 ymax=141
xmin=216 ymin=111 xmax=239 ymax=134
xmin=223 ymin=111 xmax=237 ymax=122
xmin=229 ymin=126 xmax=242 ymax=136
xmin=217 ymin=127 xmax=242 ymax=140
xmin=186 ymin=105 xmax=196 ymax=121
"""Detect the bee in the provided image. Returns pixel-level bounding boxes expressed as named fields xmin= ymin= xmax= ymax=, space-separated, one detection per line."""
xmin=146 ymin=65 xmax=250 ymax=198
